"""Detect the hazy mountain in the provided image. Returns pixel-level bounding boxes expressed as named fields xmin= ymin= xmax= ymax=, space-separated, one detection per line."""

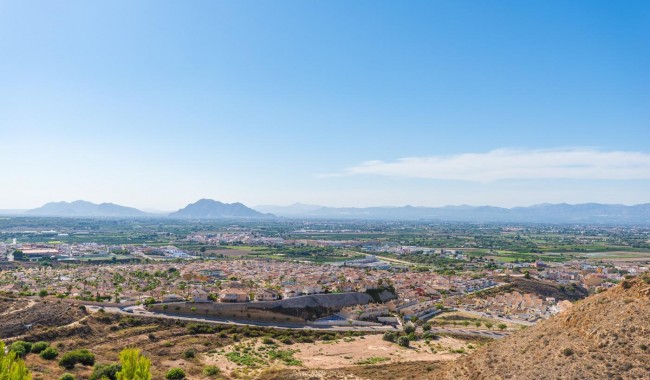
xmin=256 ymin=203 xmax=650 ymax=224
xmin=0 ymin=209 xmax=27 ymax=215
xmin=25 ymin=200 xmax=148 ymax=217
xmin=169 ymin=199 xmax=274 ymax=219
xmin=254 ymin=203 xmax=324 ymax=216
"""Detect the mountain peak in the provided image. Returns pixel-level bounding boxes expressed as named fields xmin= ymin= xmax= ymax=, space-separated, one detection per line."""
xmin=169 ymin=199 xmax=274 ymax=219
xmin=25 ymin=200 xmax=147 ymax=217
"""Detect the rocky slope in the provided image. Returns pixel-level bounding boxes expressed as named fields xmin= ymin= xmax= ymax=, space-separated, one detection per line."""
xmin=440 ymin=274 xmax=650 ymax=379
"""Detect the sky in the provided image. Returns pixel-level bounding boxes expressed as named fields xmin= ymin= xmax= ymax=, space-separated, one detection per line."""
xmin=1 ymin=1 xmax=649 ymax=210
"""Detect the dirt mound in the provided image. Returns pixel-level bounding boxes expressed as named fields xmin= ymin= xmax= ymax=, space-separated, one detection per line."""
xmin=0 ymin=299 xmax=87 ymax=339
xmin=440 ymin=275 xmax=650 ymax=380
xmin=476 ymin=277 xmax=588 ymax=302
xmin=508 ymin=277 xmax=589 ymax=301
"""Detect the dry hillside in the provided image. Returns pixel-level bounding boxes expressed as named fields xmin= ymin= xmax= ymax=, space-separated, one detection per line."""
xmin=440 ymin=274 xmax=650 ymax=380
xmin=258 ymin=275 xmax=649 ymax=380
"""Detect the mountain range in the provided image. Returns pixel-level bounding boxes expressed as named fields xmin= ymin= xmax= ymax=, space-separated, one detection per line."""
xmin=254 ymin=202 xmax=650 ymax=223
xmin=4 ymin=200 xmax=650 ymax=223
xmin=16 ymin=199 xmax=271 ymax=219
xmin=24 ymin=200 xmax=148 ymax=217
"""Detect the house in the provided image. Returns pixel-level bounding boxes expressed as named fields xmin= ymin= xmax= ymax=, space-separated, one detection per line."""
xmin=255 ymin=289 xmax=279 ymax=302
xmin=163 ymin=293 xmax=185 ymax=302
xmin=191 ymin=288 xmax=210 ymax=303
xmin=219 ymin=288 xmax=249 ymax=303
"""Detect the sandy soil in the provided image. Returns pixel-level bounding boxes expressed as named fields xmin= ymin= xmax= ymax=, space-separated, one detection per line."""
xmin=205 ymin=334 xmax=468 ymax=375
xmin=293 ymin=334 xmax=463 ymax=369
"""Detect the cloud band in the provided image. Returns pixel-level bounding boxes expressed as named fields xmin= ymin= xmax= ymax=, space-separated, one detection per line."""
xmin=337 ymin=149 xmax=650 ymax=181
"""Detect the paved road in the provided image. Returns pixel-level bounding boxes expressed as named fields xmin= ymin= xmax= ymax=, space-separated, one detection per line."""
xmin=85 ymin=305 xmax=509 ymax=338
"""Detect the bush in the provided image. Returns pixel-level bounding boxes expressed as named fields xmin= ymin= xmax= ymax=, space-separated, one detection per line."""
xmin=59 ymin=349 xmax=95 ymax=369
xmin=165 ymin=367 xmax=186 ymax=379
xmin=403 ymin=324 xmax=416 ymax=334
xmin=31 ymin=341 xmax=50 ymax=354
xmin=397 ymin=336 xmax=410 ymax=347
xmin=40 ymin=347 xmax=59 ymax=360
xmin=90 ymin=363 xmax=121 ymax=380
xmin=183 ymin=349 xmax=196 ymax=359
xmin=382 ymin=332 xmax=396 ymax=342
xmin=60 ymin=374 xmax=75 ymax=380
xmin=422 ymin=323 xmax=432 ymax=332
xmin=203 ymin=365 xmax=221 ymax=377
xmin=10 ymin=341 xmax=33 ymax=358
xmin=562 ymin=348 xmax=574 ymax=356
xmin=262 ymin=337 xmax=275 ymax=345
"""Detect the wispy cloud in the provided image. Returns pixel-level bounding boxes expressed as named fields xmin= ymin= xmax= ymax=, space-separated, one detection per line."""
xmin=330 ymin=148 xmax=650 ymax=181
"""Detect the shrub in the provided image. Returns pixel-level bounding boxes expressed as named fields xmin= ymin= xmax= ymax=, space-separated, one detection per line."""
xmin=621 ymin=280 xmax=632 ymax=289
xmin=40 ymin=346 xmax=59 ymax=360
xmin=60 ymin=374 xmax=75 ymax=380
xmin=203 ymin=365 xmax=221 ymax=377
xmin=183 ymin=349 xmax=195 ymax=359
xmin=382 ymin=332 xmax=396 ymax=342
xmin=165 ymin=367 xmax=186 ymax=379
xmin=422 ymin=323 xmax=432 ymax=332
xmin=59 ymin=349 xmax=95 ymax=369
xmin=397 ymin=336 xmax=410 ymax=347
xmin=90 ymin=363 xmax=121 ymax=380
xmin=562 ymin=348 xmax=574 ymax=356
xmin=31 ymin=341 xmax=50 ymax=354
xmin=10 ymin=341 xmax=33 ymax=358
xmin=262 ymin=337 xmax=275 ymax=345
xmin=403 ymin=324 xmax=416 ymax=334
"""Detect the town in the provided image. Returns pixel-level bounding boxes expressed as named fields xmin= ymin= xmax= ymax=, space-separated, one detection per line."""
xmin=2 ymin=219 xmax=648 ymax=331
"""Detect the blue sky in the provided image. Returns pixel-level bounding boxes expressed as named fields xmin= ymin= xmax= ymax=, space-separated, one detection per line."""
xmin=1 ymin=1 xmax=649 ymax=210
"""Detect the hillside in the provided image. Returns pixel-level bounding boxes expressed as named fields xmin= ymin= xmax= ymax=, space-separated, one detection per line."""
xmin=440 ymin=274 xmax=650 ymax=379
xmin=473 ymin=277 xmax=589 ymax=302
xmin=25 ymin=200 xmax=148 ymax=217
xmin=169 ymin=199 xmax=274 ymax=219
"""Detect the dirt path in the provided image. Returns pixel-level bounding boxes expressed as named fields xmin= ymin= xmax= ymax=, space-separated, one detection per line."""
xmin=0 ymin=299 xmax=36 ymax=317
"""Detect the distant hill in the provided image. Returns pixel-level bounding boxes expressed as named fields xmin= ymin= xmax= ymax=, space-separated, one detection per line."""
xmin=257 ymin=203 xmax=650 ymax=224
xmin=169 ymin=199 xmax=274 ymax=219
xmin=25 ymin=200 xmax=148 ymax=217
xmin=254 ymin=203 xmax=324 ymax=216
xmin=0 ymin=209 xmax=27 ymax=215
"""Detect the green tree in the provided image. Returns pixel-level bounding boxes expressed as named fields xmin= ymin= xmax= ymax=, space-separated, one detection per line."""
xmin=0 ymin=342 xmax=32 ymax=379
xmin=116 ymin=348 xmax=152 ymax=380
xmin=497 ymin=323 xmax=507 ymax=331
xmin=12 ymin=250 xmax=25 ymax=261
xmin=485 ymin=322 xmax=493 ymax=330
